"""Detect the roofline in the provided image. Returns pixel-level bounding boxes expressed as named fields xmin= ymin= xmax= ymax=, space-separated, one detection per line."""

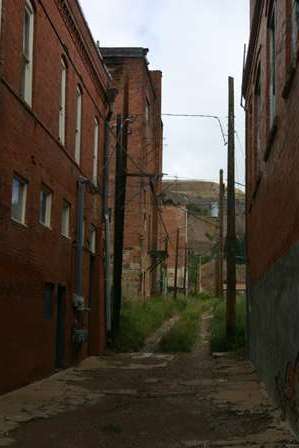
xmin=242 ymin=0 xmax=265 ymax=97
xmin=101 ymin=47 xmax=161 ymax=100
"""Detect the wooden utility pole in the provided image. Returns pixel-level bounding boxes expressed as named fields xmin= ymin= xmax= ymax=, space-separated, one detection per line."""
xmin=183 ymin=244 xmax=188 ymax=296
xmin=173 ymin=228 xmax=180 ymax=299
xmin=226 ymin=76 xmax=237 ymax=339
xmin=112 ymin=115 xmax=127 ymax=339
xmin=217 ymin=169 xmax=225 ymax=298
xmin=163 ymin=238 xmax=168 ymax=296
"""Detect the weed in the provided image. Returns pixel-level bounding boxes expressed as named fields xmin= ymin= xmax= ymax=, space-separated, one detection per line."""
xmin=210 ymin=296 xmax=246 ymax=353
xmin=158 ymin=299 xmax=204 ymax=353
xmin=112 ymin=296 xmax=187 ymax=352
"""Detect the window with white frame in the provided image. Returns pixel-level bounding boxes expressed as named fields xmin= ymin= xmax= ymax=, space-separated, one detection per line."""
xmin=59 ymin=58 xmax=67 ymax=145
xmin=92 ymin=118 xmax=99 ymax=185
xmin=0 ymin=0 xmax=3 ymax=37
xmin=75 ymin=86 xmax=82 ymax=164
xmin=145 ymin=99 xmax=150 ymax=124
xmin=61 ymin=200 xmax=70 ymax=237
xmin=40 ymin=186 xmax=52 ymax=228
xmin=255 ymin=65 xmax=261 ymax=160
xmin=291 ymin=0 xmax=299 ymax=64
xmin=11 ymin=176 xmax=28 ymax=224
xmin=89 ymin=225 xmax=96 ymax=254
xmin=22 ymin=0 xmax=34 ymax=106
xmin=269 ymin=3 xmax=276 ymax=128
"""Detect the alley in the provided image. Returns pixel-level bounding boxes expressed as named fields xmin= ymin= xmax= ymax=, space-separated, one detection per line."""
xmin=0 ymin=316 xmax=297 ymax=448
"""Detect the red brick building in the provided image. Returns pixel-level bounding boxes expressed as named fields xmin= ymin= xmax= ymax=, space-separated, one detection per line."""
xmin=102 ymin=48 xmax=163 ymax=299
xmin=243 ymin=0 xmax=299 ymax=434
xmin=0 ymin=0 xmax=111 ymax=393
xmin=160 ymin=204 xmax=187 ymax=293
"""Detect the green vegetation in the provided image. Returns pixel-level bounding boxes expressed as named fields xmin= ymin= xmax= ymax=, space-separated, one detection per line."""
xmin=112 ymin=293 xmax=246 ymax=355
xmin=112 ymin=296 xmax=187 ymax=352
xmin=158 ymin=296 xmax=211 ymax=353
xmin=210 ymin=296 xmax=246 ymax=353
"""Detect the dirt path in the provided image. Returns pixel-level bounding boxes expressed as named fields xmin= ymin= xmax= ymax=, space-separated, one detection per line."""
xmin=0 ymin=313 xmax=298 ymax=447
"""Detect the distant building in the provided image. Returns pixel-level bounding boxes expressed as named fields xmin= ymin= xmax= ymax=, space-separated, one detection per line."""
xmin=160 ymin=180 xmax=245 ymax=295
xmin=243 ymin=0 xmax=299 ymax=434
xmin=102 ymin=48 xmax=163 ymax=299
xmin=0 ymin=0 xmax=111 ymax=393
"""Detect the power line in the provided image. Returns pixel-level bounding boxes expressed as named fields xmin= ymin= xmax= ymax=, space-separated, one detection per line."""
xmin=162 ymin=113 xmax=227 ymax=146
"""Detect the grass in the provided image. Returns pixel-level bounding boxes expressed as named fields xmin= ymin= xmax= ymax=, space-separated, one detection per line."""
xmin=210 ymin=295 xmax=246 ymax=353
xmin=112 ymin=296 xmax=188 ymax=352
xmin=158 ymin=298 xmax=206 ymax=353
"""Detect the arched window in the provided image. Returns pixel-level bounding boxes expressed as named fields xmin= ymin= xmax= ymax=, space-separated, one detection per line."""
xmin=22 ymin=0 xmax=34 ymax=106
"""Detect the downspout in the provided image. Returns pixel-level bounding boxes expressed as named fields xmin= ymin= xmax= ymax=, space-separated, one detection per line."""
xmin=103 ymin=111 xmax=113 ymax=334
xmin=102 ymin=87 xmax=117 ymax=336
xmin=74 ymin=177 xmax=87 ymax=305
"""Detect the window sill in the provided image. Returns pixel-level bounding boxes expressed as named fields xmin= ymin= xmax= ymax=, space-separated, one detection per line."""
xmin=61 ymin=233 xmax=71 ymax=240
xmin=282 ymin=64 xmax=296 ymax=99
xmin=11 ymin=218 xmax=28 ymax=228
xmin=264 ymin=116 xmax=278 ymax=162
xmin=39 ymin=222 xmax=52 ymax=230
xmin=248 ymin=174 xmax=262 ymax=213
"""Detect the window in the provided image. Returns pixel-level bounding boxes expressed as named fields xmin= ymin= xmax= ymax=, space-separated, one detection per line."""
xmin=89 ymin=225 xmax=96 ymax=254
xmin=145 ymin=99 xmax=150 ymax=124
xmin=0 ymin=0 xmax=2 ymax=37
xmin=92 ymin=118 xmax=99 ymax=185
xmin=40 ymin=186 xmax=52 ymax=228
xmin=61 ymin=200 xmax=70 ymax=237
xmin=269 ymin=4 xmax=277 ymax=128
xmin=11 ymin=176 xmax=27 ymax=224
xmin=44 ymin=283 xmax=54 ymax=320
xmin=59 ymin=58 xmax=67 ymax=145
xmin=291 ymin=0 xmax=299 ymax=64
xmin=254 ymin=65 xmax=261 ymax=175
xmin=22 ymin=0 xmax=34 ymax=106
xmin=75 ymin=86 xmax=82 ymax=164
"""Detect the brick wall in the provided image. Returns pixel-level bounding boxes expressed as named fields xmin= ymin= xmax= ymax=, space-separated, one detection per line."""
xmin=102 ymin=48 xmax=163 ymax=299
xmin=0 ymin=0 xmax=110 ymax=393
xmin=244 ymin=0 xmax=299 ymax=435
xmin=160 ymin=205 xmax=187 ymax=290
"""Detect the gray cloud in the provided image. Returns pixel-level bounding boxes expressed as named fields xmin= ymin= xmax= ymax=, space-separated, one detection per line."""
xmin=80 ymin=0 xmax=249 ymax=185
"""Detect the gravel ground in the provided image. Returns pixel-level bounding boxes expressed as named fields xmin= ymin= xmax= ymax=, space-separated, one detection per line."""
xmin=0 ymin=314 xmax=297 ymax=447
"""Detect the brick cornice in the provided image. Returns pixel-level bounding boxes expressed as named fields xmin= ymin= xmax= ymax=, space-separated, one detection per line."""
xmin=243 ymin=0 xmax=265 ymax=98
xmin=53 ymin=0 xmax=110 ymax=100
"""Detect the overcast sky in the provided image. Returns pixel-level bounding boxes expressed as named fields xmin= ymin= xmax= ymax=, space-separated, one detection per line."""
xmin=80 ymin=0 xmax=249 ymax=186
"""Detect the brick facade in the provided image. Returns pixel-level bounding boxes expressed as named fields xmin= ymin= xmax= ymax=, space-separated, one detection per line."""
xmin=244 ymin=0 xmax=299 ymax=435
xmin=0 ymin=0 xmax=111 ymax=393
xmin=102 ymin=48 xmax=163 ymax=299
xmin=160 ymin=205 xmax=187 ymax=291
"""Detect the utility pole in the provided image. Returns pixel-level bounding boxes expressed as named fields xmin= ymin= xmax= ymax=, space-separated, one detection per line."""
xmin=198 ymin=256 xmax=202 ymax=294
xmin=217 ymin=169 xmax=225 ymax=298
xmin=163 ymin=238 xmax=168 ymax=296
xmin=174 ymin=228 xmax=180 ymax=299
xmin=226 ymin=76 xmax=237 ymax=339
xmin=183 ymin=244 xmax=188 ymax=296
xmin=112 ymin=115 xmax=127 ymax=339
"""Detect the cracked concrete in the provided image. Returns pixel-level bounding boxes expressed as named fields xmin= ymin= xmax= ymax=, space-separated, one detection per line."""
xmin=0 ymin=313 xmax=297 ymax=447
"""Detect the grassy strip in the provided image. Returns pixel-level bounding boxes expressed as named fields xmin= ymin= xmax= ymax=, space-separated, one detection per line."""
xmin=158 ymin=298 xmax=207 ymax=353
xmin=112 ymin=296 xmax=187 ymax=352
xmin=210 ymin=295 xmax=246 ymax=353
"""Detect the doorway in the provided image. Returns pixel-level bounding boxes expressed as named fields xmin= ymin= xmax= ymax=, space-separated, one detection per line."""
xmin=55 ymin=285 xmax=65 ymax=369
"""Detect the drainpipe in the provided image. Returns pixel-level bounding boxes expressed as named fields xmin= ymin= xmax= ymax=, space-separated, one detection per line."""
xmin=74 ymin=177 xmax=87 ymax=306
xmin=103 ymin=112 xmax=113 ymax=334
